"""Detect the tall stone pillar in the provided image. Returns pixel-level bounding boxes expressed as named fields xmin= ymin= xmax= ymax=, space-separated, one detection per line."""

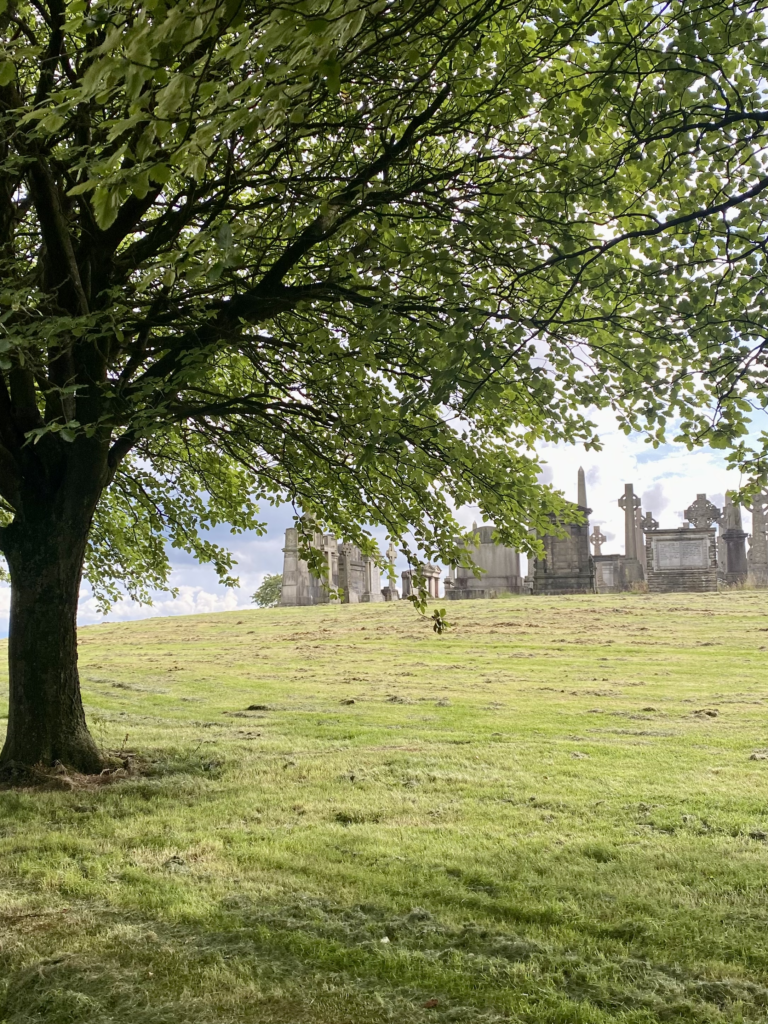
xmin=280 ymin=527 xmax=301 ymax=606
xmin=634 ymin=505 xmax=646 ymax=580
xmin=719 ymin=493 xmax=748 ymax=585
xmin=748 ymin=493 xmax=768 ymax=588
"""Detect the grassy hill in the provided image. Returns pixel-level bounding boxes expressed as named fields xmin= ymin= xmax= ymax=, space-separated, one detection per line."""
xmin=1 ymin=592 xmax=768 ymax=1023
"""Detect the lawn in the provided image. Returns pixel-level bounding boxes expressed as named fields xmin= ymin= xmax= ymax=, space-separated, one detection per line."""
xmin=1 ymin=592 xmax=768 ymax=1023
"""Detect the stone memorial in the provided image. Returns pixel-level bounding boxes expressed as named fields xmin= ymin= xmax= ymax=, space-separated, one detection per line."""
xmin=645 ymin=494 xmax=719 ymax=592
xmin=588 ymin=524 xmax=624 ymax=592
xmin=718 ymin=494 xmax=748 ymax=586
xmin=280 ymin=527 xmax=383 ymax=605
xmin=400 ymin=564 xmax=441 ymax=599
xmin=443 ymin=524 xmax=522 ymax=600
xmin=589 ymin=525 xmax=606 ymax=557
xmin=618 ymin=483 xmax=644 ymax=583
xmin=593 ymin=554 xmax=626 ymax=594
xmin=280 ymin=526 xmax=336 ymax=606
xmin=532 ymin=469 xmax=595 ymax=595
xmin=381 ymin=542 xmax=400 ymax=601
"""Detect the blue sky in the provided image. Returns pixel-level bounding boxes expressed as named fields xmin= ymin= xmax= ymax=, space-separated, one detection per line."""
xmin=0 ymin=407 xmax=760 ymax=635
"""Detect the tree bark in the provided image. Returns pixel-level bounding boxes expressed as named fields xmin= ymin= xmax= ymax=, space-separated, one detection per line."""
xmin=0 ymin=451 xmax=105 ymax=774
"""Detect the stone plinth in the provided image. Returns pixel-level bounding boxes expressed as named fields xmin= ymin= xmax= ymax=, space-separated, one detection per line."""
xmin=719 ymin=530 xmax=748 ymax=585
xmin=646 ymin=528 xmax=718 ymax=593
xmin=593 ymin=554 xmax=626 ymax=594
xmin=444 ymin=525 xmax=522 ymax=601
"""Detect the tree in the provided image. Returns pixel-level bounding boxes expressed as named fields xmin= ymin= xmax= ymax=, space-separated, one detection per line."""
xmin=0 ymin=0 xmax=767 ymax=773
xmin=252 ymin=573 xmax=282 ymax=608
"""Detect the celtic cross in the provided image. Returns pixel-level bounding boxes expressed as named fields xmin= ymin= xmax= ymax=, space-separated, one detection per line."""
xmin=640 ymin=511 xmax=659 ymax=532
xmin=684 ymin=493 xmax=721 ymax=530
xmin=618 ymin=491 xmax=641 ymax=513
xmin=589 ymin=525 xmax=606 ymax=556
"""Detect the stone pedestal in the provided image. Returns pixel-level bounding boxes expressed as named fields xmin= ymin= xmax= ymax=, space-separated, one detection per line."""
xmin=719 ymin=530 xmax=748 ymax=585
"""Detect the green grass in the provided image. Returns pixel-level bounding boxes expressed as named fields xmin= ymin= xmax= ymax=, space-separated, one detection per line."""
xmin=1 ymin=591 xmax=768 ymax=1023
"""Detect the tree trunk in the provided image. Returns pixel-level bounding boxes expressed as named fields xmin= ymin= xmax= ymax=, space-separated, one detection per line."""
xmin=0 ymin=492 xmax=103 ymax=774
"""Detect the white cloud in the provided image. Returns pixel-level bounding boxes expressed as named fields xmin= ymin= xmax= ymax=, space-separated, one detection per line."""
xmin=77 ymin=584 xmax=247 ymax=625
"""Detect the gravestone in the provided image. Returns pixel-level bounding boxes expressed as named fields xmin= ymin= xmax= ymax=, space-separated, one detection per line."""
xmin=685 ymin=493 xmax=721 ymax=530
xmin=618 ymin=483 xmax=643 ymax=583
xmin=590 ymin=525 xmax=606 ymax=557
xmin=400 ymin=564 xmax=441 ymax=599
xmin=645 ymin=494 xmax=720 ymax=592
xmin=338 ymin=543 xmax=383 ymax=603
xmin=443 ymin=525 xmax=522 ymax=600
xmin=593 ymin=553 xmax=626 ymax=594
xmin=381 ymin=541 xmax=400 ymax=601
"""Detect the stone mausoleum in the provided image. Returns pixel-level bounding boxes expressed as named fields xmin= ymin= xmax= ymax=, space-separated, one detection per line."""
xmin=443 ymin=525 xmax=523 ymax=600
xmin=280 ymin=526 xmax=384 ymax=605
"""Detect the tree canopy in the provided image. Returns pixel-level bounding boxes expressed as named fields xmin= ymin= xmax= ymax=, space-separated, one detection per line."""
xmin=252 ymin=573 xmax=283 ymax=608
xmin=0 ymin=0 xmax=766 ymax=612
xmin=4 ymin=0 xmax=768 ymax=771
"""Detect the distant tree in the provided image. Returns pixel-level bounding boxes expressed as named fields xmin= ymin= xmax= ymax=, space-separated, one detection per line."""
xmin=0 ymin=0 xmax=767 ymax=773
xmin=252 ymin=574 xmax=283 ymax=609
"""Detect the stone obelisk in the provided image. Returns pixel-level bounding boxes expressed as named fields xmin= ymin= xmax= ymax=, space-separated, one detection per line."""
xmin=577 ymin=466 xmax=587 ymax=509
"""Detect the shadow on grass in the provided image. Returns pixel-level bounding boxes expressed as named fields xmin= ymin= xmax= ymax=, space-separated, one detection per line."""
xmin=2 ymin=892 xmax=768 ymax=1024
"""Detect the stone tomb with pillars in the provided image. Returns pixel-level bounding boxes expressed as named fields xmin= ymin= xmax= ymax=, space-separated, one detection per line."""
xmin=443 ymin=524 xmax=523 ymax=600
xmin=401 ymin=564 xmax=442 ymax=599
xmin=645 ymin=494 xmax=719 ymax=593
xmin=280 ymin=527 xmax=384 ymax=605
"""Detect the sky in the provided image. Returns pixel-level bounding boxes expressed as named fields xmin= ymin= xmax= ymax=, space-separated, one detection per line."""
xmin=0 ymin=407 xmax=761 ymax=635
